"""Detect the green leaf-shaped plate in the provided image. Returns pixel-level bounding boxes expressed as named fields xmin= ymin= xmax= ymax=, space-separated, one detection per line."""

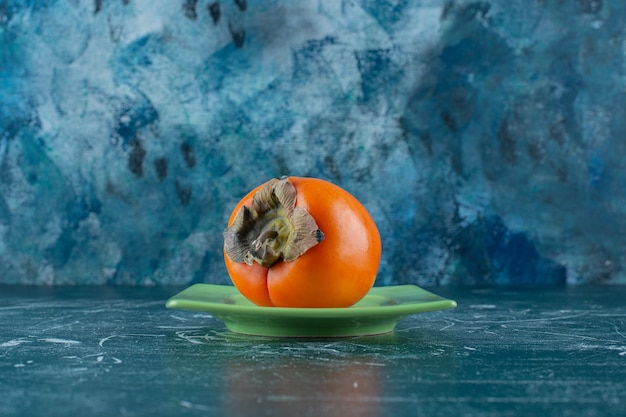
xmin=166 ymin=284 xmax=457 ymax=337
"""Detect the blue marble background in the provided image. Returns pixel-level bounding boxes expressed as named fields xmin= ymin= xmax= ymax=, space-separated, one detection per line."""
xmin=1 ymin=0 xmax=624 ymax=286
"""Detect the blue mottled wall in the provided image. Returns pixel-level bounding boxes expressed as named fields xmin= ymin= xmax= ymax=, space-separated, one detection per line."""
xmin=0 ymin=0 xmax=624 ymax=286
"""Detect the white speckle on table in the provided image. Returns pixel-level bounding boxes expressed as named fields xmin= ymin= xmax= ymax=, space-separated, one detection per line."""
xmin=179 ymin=401 xmax=212 ymax=411
xmin=439 ymin=321 xmax=455 ymax=331
xmin=1 ymin=338 xmax=31 ymax=347
xmin=98 ymin=335 xmax=117 ymax=347
xmin=98 ymin=333 xmax=166 ymax=347
xmin=192 ymin=314 xmax=213 ymax=319
xmin=157 ymin=325 xmax=204 ymax=330
xmin=175 ymin=331 xmax=206 ymax=344
xmin=39 ymin=338 xmax=81 ymax=345
xmin=174 ymin=330 xmax=224 ymax=344
xmin=608 ymin=346 xmax=626 ymax=356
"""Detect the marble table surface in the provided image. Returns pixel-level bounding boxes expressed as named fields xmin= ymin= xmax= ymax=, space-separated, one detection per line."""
xmin=1 ymin=285 xmax=625 ymax=417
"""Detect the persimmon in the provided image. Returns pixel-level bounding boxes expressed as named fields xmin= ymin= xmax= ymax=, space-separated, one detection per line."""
xmin=223 ymin=176 xmax=381 ymax=308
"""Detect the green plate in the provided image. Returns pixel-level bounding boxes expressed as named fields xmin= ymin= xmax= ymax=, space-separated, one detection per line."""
xmin=166 ymin=284 xmax=457 ymax=337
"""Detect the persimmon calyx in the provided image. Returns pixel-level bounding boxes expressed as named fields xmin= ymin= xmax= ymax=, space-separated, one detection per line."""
xmin=223 ymin=177 xmax=324 ymax=268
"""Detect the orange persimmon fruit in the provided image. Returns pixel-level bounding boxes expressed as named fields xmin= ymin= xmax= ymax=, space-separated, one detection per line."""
xmin=223 ymin=176 xmax=381 ymax=308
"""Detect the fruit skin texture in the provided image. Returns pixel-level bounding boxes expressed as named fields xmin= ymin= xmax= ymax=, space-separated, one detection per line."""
xmin=224 ymin=177 xmax=382 ymax=308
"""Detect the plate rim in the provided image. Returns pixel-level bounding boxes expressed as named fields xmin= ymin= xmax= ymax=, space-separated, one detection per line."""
xmin=166 ymin=283 xmax=457 ymax=319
